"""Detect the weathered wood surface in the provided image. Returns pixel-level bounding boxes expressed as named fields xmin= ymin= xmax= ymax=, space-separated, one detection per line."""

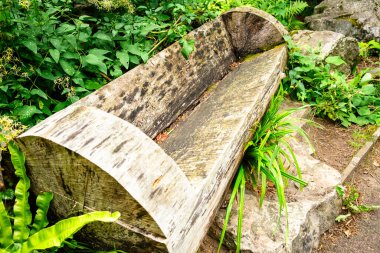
xmin=160 ymin=45 xmax=288 ymax=252
xmin=17 ymin=7 xmax=288 ymax=253
xmin=76 ymin=16 xmax=236 ymax=138
xmin=222 ymin=7 xmax=288 ymax=58
xmin=18 ymin=106 xmax=194 ymax=251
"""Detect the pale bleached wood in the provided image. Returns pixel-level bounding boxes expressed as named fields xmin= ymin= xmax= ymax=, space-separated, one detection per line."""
xmin=76 ymin=16 xmax=236 ymax=138
xmin=18 ymin=106 xmax=195 ymax=251
xmin=17 ymin=7 xmax=288 ymax=253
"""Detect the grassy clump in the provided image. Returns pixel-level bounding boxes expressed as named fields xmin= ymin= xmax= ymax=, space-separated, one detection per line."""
xmin=218 ymin=87 xmax=311 ymax=252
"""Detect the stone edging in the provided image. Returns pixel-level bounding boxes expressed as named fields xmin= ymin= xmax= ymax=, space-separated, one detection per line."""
xmin=341 ymin=126 xmax=380 ymax=182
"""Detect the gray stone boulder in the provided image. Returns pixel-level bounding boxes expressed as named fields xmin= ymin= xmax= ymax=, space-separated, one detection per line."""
xmin=209 ymin=137 xmax=342 ymax=253
xmin=292 ymin=30 xmax=359 ymax=75
xmin=305 ymin=0 xmax=380 ymax=41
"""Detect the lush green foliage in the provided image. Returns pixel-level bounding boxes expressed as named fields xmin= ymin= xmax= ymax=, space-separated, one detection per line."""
xmin=218 ymin=89 xmax=311 ymax=251
xmin=230 ymin=0 xmax=308 ymax=29
xmin=283 ymin=36 xmax=380 ymax=127
xmin=359 ymin=40 xmax=380 ymax=58
xmin=0 ymin=139 xmax=120 ymax=253
xmin=0 ymin=0 xmax=308 ymax=126
xmin=0 ymin=0 xmax=223 ymax=125
xmin=335 ymin=184 xmax=380 ymax=222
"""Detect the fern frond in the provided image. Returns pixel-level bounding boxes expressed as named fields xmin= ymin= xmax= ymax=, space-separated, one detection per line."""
xmin=286 ymin=1 xmax=308 ymax=19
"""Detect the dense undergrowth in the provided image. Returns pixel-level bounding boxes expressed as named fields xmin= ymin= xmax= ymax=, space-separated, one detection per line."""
xmin=0 ymin=0 xmax=308 ymax=125
xmin=283 ymin=37 xmax=380 ymax=127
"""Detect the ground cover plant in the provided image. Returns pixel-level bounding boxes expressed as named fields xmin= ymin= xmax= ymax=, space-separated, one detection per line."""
xmin=218 ymin=88 xmax=312 ymax=252
xmin=0 ymin=137 xmax=120 ymax=253
xmin=0 ymin=0 xmax=308 ymax=126
xmin=335 ymin=184 xmax=380 ymax=222
xmin=283 ymin=35 xmax=380 ymax=127
xmin=0 ymin=0 xmax=224 ymax=125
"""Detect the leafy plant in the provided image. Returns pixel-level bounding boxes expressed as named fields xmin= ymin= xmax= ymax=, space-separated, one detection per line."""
xmin=0 ymin=139 xmax=120 ymax=253
xmin=335 ymin=184 xmax=380 ymax=222
xmin=358 ymin=40 xmax=380 ymax=58
xmin=231 ymin=0 xmax=308 ymax=29
xmin=0 ymin=0 xmax=223 ymax=125
xmin=283 ymin=35 xmax=380 ymax=127
xmin=218 ymin=88 xmax=311 ymax=252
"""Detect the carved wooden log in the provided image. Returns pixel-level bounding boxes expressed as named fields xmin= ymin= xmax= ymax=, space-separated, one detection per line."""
xmin=17 ymin=7 xmax=287 ymax=253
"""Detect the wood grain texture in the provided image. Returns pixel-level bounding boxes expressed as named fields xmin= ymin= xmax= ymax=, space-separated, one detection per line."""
xmin=17 ymin=106 xmax=195 ymax=252
xmin=16 ymin=7 xmax=288 ymax=253
xmin=76 ymin=16 xmax=236 ymax=139
xmin=222 ymin=7 xmax=288 ymax=58
xmin=160 ymin=45 xmax=288 ymax=252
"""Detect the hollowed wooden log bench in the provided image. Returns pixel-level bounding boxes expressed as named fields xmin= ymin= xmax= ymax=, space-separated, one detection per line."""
xmin=17 ymin=7 xmax=287 ymax=253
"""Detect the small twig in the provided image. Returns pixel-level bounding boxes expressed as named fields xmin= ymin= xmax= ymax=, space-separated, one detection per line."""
xmin=100 ymin=72 xmax=112 ymax=82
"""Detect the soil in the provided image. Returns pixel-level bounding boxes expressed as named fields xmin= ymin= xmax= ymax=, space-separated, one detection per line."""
xmin=304 ymin=117 xmax=377 ymax=171
xmin=315 ymin=140 xmax=380 ymax=253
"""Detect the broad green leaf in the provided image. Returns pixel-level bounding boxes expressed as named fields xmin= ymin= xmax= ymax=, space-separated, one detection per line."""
xmin=361 ymin=84 xmax=376 ymax=95
xmin=116 ymin=51 xmax=129 ymax=69
xmin=360 ymin=73 xmax=372 ymax=85
xmin=31 ymin=89 xmax=48 ymax=100
xmin=66 ymin=34 xmax=77 ymax=49
xmin=88 ymin=49 xmax=110 ymax=56
xmin=83 ymin=80 xmax=102 ymax=91
xmin=140 ymin=23 xmax=161 ymax=36
xmin=59 ymin=59 xmax=76 ymax=76
xmin=36 ymin=68 xmax=56 ymax=81
xmin=335 ymin=185 xmax=345 ymax=198
xmin=22 ymin=211 xmax=120 ymax=251
xmin=352 ymin=95 xmax=363 ymax=107
xmin=325 ymin=56 xmax=346 ymax=66
xmin=0 ymin=201 xmax=13 ymax=248
xmin=354 ymin=116 xmax=370 ymax=126
xmin=140 ymin=52 xmax=149 ymax=63
xmin=110 ymin=65 xmax=123 ymax=77
xmin=8 ymin=141 xmax=32 ymax=243
xmin=14 ymin=106 xmax=42 ymax=122
xmin=30 ymin=192 xmax=53 ymax=235
xmin=62 ymin=52 xmax=80 ymax=60
xmin=179 ymin=39 xmax=195 ymax=60
xmin=56 ymin=23 xmax=76 ymax=34
xmin=83 ymin=54 xmax=107 ymax=74
xmin=49 ymin=49 xmax=60 ymax=63
xmin=50 ymin=38 xmax=62 ymax=50
xmin=21 ymin=40 xmax=37 ymax=54
xmin=129 ymin=55 xmax=140 ymax=65
xmin=357 ymin=106 xmax=371 ymax=116
xmin=53 ymin=101 xmax=70 ymax=112
xmin=93 ymin=32 xmax=112 ymax=41
xmin=126 ymin=44 xmax=142 ymax=56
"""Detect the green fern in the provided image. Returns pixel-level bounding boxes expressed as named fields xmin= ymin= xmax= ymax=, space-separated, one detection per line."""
xmin=285 ymin=1 xmax=308 ymax=18
xmin=238 ymin=0 xmax=308 ymax=30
